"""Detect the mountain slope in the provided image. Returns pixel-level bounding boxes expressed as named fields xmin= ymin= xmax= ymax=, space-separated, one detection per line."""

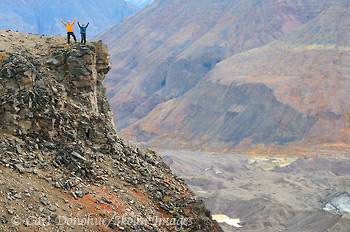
xmin=0 ymin=0 xmax=139 ymax=36
xmin=0 ymin=0 xmax=38 ymax=34
xmin=98 ymin=0 xmax=328 ymax=134
xmin=0 ymin=30 xmax=222 ymax=231
xmin=127 ymin=0 xmax=154 ymax=8
xmin=121 ymin=1 xmax=350 ymax=151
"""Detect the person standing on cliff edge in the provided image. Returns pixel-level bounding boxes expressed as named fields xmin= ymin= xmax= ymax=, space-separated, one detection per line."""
xmin=60 ymin=17 xmax=77 ymax=44
xmin=78 ymin=22 xmax=89 ymax=44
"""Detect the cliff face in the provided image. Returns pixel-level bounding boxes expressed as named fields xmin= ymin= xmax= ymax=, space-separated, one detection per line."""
xmin=0 ymin=30 xmax=222 ymax=232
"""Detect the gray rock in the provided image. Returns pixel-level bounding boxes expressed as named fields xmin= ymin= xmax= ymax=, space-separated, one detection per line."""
xmin=33 ymin=58 xmax=42 ymax=66
xmin=16 ymin=144 xmax=23 ymax=154
xmin=46 ymin=58 xmax=60 ymax=66
xmin=40 ymin=198 xmax=48 ymax=205
xmin=14 ymin=163 xmax=25 ymax=173
xmin=72 ymin=49 xmax=84 ymax=57
xmin=49 ymin=205 xmax=57 ymax=212
xmin=37 ymin=153 xmax=44 ymax=162
xmin=71 ymin=151 xmax=87 ymax=161
xmin=54 ymin=182 xmax=62 ymax=188
xmin=14 ymin=193 xmax=22 ymax=199
xmin=7 ymin=209 xmax=14 ymax=215
xmin=71 ymin=191 xmax=78 ymax=200
xmin=155 ymin=191 xmax=163 ymax=200
xmin=75 ymin=190 xmax=85 ymax=198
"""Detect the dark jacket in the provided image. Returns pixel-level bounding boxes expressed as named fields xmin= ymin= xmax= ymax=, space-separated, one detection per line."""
xmin=78 ymin=22 xmax=89 ymax=34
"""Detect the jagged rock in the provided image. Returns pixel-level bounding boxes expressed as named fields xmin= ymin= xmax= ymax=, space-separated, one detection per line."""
xmin=46 ymin=58 xmax=60 ymax=66
xmin=14 ymin=163 xmax=25 ymax=173
xmin=15 ymin=145 xmax=22 ymax=154
xmin=71 ymin=151 xmax=86 ymax=161
xmin=13 ymin=194 xmax=22 ymax=199
xmin=48 ymin=206 xmax=57 ymax=212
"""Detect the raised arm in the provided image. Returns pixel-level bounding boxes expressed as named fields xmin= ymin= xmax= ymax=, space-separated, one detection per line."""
xmin=60 ymin=19 xmax=68 ymax=26
xmin=86 ymin=22 xmax=89 ymax=28
xmin=72 ymin=17 xmax=76 ymax=25
xmin=78 ymin=22 xmax=81 ymax=28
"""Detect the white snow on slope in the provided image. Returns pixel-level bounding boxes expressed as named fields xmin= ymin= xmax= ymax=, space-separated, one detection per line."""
xmin=213 ymin=215 xmax=242 ymax=228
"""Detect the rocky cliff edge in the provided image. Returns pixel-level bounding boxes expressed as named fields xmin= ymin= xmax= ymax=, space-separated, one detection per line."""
xmin=0 ymin=30 xmax=222 ymax=232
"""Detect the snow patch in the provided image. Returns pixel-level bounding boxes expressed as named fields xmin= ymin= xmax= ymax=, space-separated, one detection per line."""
xmin=213 ymin=215 xmax=242 ymax=228
xmin=323 ymin=193 xmax=350 ymax=213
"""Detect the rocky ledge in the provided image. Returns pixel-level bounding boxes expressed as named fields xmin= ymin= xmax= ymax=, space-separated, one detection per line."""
xmin=0 ymin=30 xmax=222 ymax=232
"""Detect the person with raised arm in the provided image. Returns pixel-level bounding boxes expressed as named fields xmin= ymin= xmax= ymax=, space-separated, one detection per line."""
xmin=60 ymin=17 xmax=77 ymax=44
xmin=78 ymin=22 xmax=89 ymax=44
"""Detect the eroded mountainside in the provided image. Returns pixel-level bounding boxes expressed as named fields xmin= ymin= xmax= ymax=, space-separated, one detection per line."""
xmin=122 ymin=1 xmax=350 ymax=152
xmin=97 ymin=0 xmax=350 ymax=152
xmin=98 ymin=0 xmax=328 ymax=130
xmin=0 ymin=30 xmax=222 ymax=232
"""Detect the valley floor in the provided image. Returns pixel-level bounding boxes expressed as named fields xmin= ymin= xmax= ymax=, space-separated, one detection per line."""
xmin=157 ymin=149 xmax=350 ymax=232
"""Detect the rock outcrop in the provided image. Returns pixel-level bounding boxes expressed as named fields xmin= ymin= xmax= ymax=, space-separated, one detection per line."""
xmin=0 ymin=30 xmax=222 ymax=232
